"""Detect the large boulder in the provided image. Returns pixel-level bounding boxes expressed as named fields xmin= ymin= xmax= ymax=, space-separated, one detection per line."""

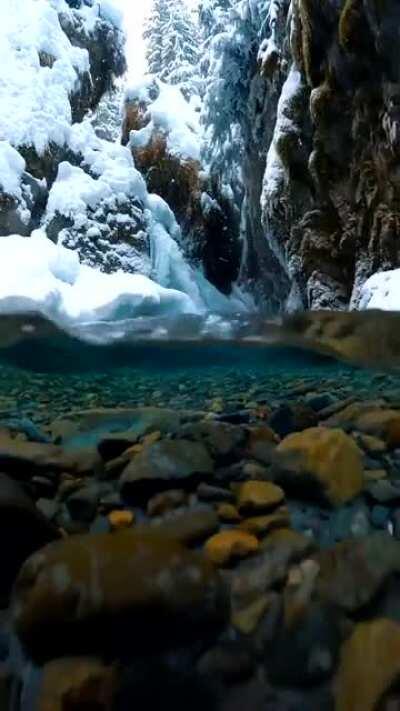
xmin=12 ymin=529 xmax=227 ymax=663
xmin=336 ymin=618 xmax=400 ymax=711
xmin=119 ymin=439 xmax=214 ymax=501
xmin=273 ymin=427 xmax=364 ymax=506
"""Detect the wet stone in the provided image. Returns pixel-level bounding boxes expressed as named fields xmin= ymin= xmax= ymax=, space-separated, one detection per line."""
xmin=66 ymin=484 xmax=100 ymax=523
xmin=197 ymin=483 xmax=235 ymax=503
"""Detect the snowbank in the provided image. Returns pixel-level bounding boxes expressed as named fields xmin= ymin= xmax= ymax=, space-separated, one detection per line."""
xmin=125 ymin=78 xmax=201 ymax=162
xmin=0 ymin=232 xmax=197 ymax=324
xmin=359 ymin=269 xmax=400 ymax=310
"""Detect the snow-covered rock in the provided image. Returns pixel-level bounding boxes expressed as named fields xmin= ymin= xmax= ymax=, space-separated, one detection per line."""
xmin=124 ymin=78 xmax=201 ymax=162
xmin=359 ymin=270 xmax=400 ymax=311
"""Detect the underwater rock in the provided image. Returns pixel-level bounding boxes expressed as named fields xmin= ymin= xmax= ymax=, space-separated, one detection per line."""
xmin=205 ymin=530 xmax=259 ymax=567
xmin=65 ymin=483 xmax=100 ymax=524
xmin=217 ymin=503 xmax=242 ymax=524
xmin=273 ymin=427 xmax=364 ymax=506
xmin=108 ymin=510 xmax=134 ymax=531
xmin=37 ymin=656 xmax=119 ymax=711
xmin=12 ymin=529 xmax=227 ymax=663
xmin=119 ymin=439 xmax=214 ymax=500
xmin=180 ymin=421 xmax=247 ymax=463
xmin=237 ymin=481 xmax=285 ymax=515
xmin=148 ymin=508 xmax=219 ymax=547
xmin=239 ymin=508 xmax=291 ymax=538
xmin=0 ymin=473 xmax=59 ymax=604
xmin=315 ymin=533 xmax=400 ymax=613
xmin=0 ymin=434 xmax=100 ymax=479
xmin=336 ymin=618 xmax=400 ymax=711
xmin=146 ymin=489 xmax=187 ymax=517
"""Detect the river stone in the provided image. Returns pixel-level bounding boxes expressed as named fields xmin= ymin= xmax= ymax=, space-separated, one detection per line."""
xmin=146 ymin=489 xmax=186 ymax=516
xmin=65 ymin=484 xmax=100 ymax=523
xmin=37 ymin=657 xmax=119 ymax=711
xmin=148 ymin=508 xmax=219 ymax=546
xmin=336 ymin=619 xmax=400 ymax=711
xmin=237 ymin=481 xmax=285 ymax=514
xmin=204 ymin=530 xmax=259 ymax=567
xmin=239 ymin=508 xmax=290 ymax=537
xmin=315 ymin=533 xmax=400 ymax=613
xmin=179 ymin=421 xmax=246 ymax=462
xmin=120 ymin=439 xmax=214 ymax=500
xmin=273 ymin=427 xmax=364 ymax=506
xmin=0 ymin=435 xmax=100 ymax=479
xmin=12 ymin=529 xmax=227 ymax=663
xmin=0 ymin=473 xmax=60 ymax=604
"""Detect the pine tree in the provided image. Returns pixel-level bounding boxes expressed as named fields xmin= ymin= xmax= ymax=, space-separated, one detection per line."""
xmin=143 ymin=0 xmax=166 ymax=76
xmin=143 ymin=0 xmax=202 ymax=100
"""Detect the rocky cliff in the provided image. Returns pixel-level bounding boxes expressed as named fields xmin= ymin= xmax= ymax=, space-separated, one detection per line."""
xmin=254 ymin=0 xmax=400 ymax=310
xmin=204 ymin=0 xmax=400 ymax=312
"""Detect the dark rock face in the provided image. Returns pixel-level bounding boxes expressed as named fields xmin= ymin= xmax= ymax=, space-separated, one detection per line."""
xmin=255 ymin=0 xmax=400 ymax=309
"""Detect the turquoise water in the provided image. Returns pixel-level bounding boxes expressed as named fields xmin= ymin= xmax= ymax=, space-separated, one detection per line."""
xmin=0 ymin=318 xmax=396 ymax=427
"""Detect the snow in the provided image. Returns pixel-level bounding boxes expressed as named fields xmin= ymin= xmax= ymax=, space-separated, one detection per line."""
xmin=126 ymin=78 xmax=201 ymax=162
xmin=359 ymin=269 xmax=400 ymax=311
xmin=75 ymin=0 xmax=124 ymax=33
xmin=0 ymin=143 xmax=25 ymax=198
xmin=262 ymin=65 xmax=302 ymax=217
xmin=69 ymin=121 xmax=148 ymax=201
xmin=0 ymin=0 xmax=90 ymax=155
xmin=0 ymin=232 xmax=196 ymax=325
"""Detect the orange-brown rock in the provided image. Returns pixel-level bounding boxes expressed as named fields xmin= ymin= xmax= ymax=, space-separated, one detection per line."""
xmin=239 ymin=507 xmax=290 ymax=537
xmin=108 ymin=510 xmax=134 ymax=530
xmin=336 ymin=619 xmax=400 ymax=711
xmin=12 ymin=529 xmax=227 ymax=663
xmin=38 ymin=657 xmax=119 ymax=711
xmin=237 ymin=481 xmax=285 ymax=514
xmin=247 ymin=425 xmax=279 ymax=463
xmin=205 ymin=530 xmax=259 ymax=567
xmin=355 ymin=409 xmax=400 ymax=448
xmin=275 ymin=427 xmax=363 ymax=505
xmin=217 ymin=503 xmax=241 ymax=523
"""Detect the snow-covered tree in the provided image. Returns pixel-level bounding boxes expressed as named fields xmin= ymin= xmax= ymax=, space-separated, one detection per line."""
xmin=143 ymin=0 xmax=165 ymax=76
xmin=143 ymin=0 xmax=202 ymax=100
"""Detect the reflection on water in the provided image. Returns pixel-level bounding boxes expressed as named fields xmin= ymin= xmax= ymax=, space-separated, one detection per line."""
xmin=3 ymin=310 xmax=400 ymax=710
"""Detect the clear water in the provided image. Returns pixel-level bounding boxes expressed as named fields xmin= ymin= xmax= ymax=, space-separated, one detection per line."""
xmin=0 ymin=312 xmax=396 ymax=427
